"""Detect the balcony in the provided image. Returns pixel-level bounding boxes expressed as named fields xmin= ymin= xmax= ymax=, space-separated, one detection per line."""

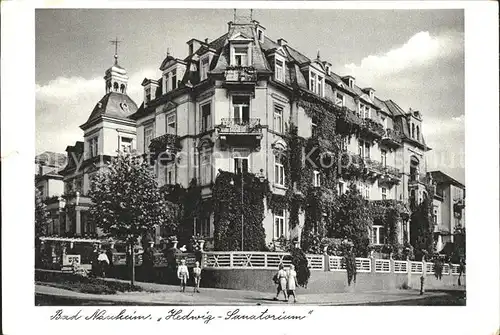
xmin=148 ymin=134 xmax=182 ymax=161
xmin=360 ymin=118 xmax=385 ymax=139
xmin=216 ymin=118 xmax=262 ymax=151
xmin=335 ymin=107 xmax=363 ymax=135
xmin=380 ymin=129 xmax=403 ymax=148
xmin=364 ymin=158 xmax=402 ymax=184
xmin=408 ymin=173 xmax=428 ymax=186
xmin=454 ymin=198 xmax=465 ymax=213
xmin=223 ymin=66 xmax=257 ymax=94
xmin=338 ymin=151 xmax=365 ymax=178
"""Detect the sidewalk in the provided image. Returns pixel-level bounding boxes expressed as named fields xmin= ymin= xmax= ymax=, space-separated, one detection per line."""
xmin=35 ymin=277 xmax=455 ymax=306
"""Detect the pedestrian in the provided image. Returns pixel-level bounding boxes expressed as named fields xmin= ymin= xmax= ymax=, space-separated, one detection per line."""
xmin=287 ymin=264 xmax=298 ymax=303
xmin=97 ymin=249 xmax=110 ymax=277
xmin=273 ymin=264 xmax=288 ymax=301
xmin=91 ymin=245 xmax=99 ymax=277
xmin=193 ymin=261 xmax=202 ymax=293
xmin=177 ymin=259 xmax=189 ymax=292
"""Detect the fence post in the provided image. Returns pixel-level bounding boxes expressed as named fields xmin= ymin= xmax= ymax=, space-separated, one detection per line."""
xmin=264 ymin=253 xmax=268 ymax=268
xmin=389 ymin=252 xmax=395 ymax=274
xmin=370 ymin=252 xmax=376 ymax=273
xmin=323 ymin=246 xmax=329 ymax=272
xmin=229 ymin=253 xmax=234 ymax=268
xmin=406 ymin=256 xmax=412 ymax=288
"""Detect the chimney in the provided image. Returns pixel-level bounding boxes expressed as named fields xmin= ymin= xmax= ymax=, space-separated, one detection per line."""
xmin=227 ymin=21 xmax=233 ymax=32
xmin=204 ymin=38 xmax=209 ymax=44
xmin=277 ymin=38 xmax=288 ymax=46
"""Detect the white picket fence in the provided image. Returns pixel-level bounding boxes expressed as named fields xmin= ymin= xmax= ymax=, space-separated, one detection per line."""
xmin=375 ymin=259 xmax=391 ymax=273
xmin=202 ymin=251 xmax=463 ymax=276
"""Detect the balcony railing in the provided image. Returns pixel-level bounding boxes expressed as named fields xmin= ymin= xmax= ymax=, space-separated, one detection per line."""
xmin=365 ymin=158 xmax=402 ymax=182
xmin=361 ymin=118 xmax=385 ymax=138
xmin=218 ymin=118 xmax=261 ymax=134
xmin=224 ymin=66 xmax=257 ymax=82
xmin=148 ymin=134 xmax=182 ymax=160
xmin=381 ymin=128 xmax=403 ymax=147
xmin=335 ymin=107 xmax=363 ymax=134
xmin=409 ymin=173 xmax=428 ymax=185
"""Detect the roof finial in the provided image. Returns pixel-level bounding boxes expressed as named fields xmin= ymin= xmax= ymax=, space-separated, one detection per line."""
xmin=317 ymin=50 xmax=321 ymax=60
xmin=167 ymin=47 xmax=170 ymax=57
xmin=233 ymin=9 xmax=236 ymax=21
xmin=250 ymin=9 xmax=253 ymax=21
xmin=110 ymin=37 xmax=122 ymax=65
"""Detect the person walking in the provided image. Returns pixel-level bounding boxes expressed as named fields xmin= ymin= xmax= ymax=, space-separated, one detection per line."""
xmin=287 ymin=264 xmax=298 ymax=303
xmin=97 ymin=249 xmax=110 ymax=277
xmin=177 ymin=259 xmax=189 ymax=292
xmin=273 ymin=264 xmax=288 ymax=301
xmin=193 ymin=261 xmax=202 ymax=293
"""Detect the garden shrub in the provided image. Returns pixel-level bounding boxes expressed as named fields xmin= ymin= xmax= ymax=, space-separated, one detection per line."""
xmin=288 ymin=248 xmax=311 ymax=288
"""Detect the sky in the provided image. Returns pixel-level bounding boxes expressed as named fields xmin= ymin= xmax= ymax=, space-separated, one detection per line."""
xmin=35 ymin=8 xmax=465 ymax=183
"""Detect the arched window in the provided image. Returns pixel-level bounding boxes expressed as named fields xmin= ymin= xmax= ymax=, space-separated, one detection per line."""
xmin=120 ymin=84 xmax=125 ymax=93
xmin=411 ymin=123 xmax=415 ymax=139
xmin=416 ymin=125 xmax=420 ymax=141
xmin=410 ymin=156 xmax=420 ymax=182
xmin=113 ymin=82 xmax=119 ymax=92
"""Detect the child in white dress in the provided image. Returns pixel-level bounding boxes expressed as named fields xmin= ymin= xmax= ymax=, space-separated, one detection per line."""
xmin=287 ymin=264 xmax=298 ymax=303
xmin=193 ymin=261 xmax=202 ymax=293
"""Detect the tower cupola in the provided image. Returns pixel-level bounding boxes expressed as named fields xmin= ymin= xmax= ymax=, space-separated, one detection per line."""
xmin=104 ymin=38 xmax=129 ymax=94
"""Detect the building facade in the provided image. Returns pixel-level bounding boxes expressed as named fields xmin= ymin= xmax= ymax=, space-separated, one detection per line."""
xmin=47 ymin=15 xmax=438 ymax=250
xmin=430 ymin=170 xmax=466 ymax=252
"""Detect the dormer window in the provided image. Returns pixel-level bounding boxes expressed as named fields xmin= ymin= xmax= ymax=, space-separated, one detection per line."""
xmin=171 ymin=69 xmax=177 ymax=90
xmin=360 ymin=103 xmax=370 ymax=119
xmin=200 ymin=56 xmax=210 ymax=81
xmin=309 ymin=70 xmax=325 ymax=97
xmin=145 ymin=87 xmax=151 ymax=103
xmin=335 ymin=92 xmax=344 ymax=106
xmin=233 ymin=46 xmax=249 ymax=66
xmin=275 ymin=58 xmax=285 ymax=82
xmin=257 ymin=28 xmax=264 ymax=43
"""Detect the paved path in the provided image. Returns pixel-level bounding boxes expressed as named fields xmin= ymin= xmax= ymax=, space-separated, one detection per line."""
xmin=35 ymin=277 xmax=453 ymax=306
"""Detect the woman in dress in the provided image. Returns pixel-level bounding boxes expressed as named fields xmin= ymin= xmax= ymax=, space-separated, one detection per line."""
xmin=287 ymin=264 xmax=298 ymax=303
xmin=274 ymin=264 xmax=288 ymax=301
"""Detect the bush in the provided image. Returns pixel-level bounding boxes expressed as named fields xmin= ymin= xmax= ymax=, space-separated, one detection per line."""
xmin=288 ymin=248 xmax=311 ymax=288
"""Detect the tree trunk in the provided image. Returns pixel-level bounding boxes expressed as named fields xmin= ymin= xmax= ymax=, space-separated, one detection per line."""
xmin=131 ymin=243 xmax=135 ymax=287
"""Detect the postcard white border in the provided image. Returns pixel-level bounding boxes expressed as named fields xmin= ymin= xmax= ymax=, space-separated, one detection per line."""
xmin=1 ymin=1 xmax=499 ymax=335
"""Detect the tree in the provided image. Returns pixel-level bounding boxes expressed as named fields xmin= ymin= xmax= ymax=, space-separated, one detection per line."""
xmin=35 ymin=188 xmax=51 ymax=266
xmin=88 ymin=153 xmax=178 ymax=285
xmin=409 ymin=196 xmax=435 ymax=260
xmin=330 ymin=184 xmax=372 ymax=256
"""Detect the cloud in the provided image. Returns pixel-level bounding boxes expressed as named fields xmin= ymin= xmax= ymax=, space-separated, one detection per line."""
xmin=424 ymin=114 xmax=464 ymax=138
xmin=36 ymin=67 xmax=158 ymax=154
xmin=344 ymin=30 xmax=463 ymax=81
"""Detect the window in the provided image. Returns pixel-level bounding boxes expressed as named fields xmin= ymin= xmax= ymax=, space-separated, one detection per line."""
xmin=145 ymin=87 xmax=151 ymax=103
xmin=75 ymin=177 xmax=83 ymax=193
xmin=341 ymin=137 xmax=348 ymax=151
xmin=201 ymin=103 xmax=212 ymax=132
xmin=311 ymin=116 xmax=318 ymax=137
xmin=273 ymin=104 xmax=283 ymax=133
xmin=358 ymin=140 xmax=370 ymax=159
xmin=120 ymin=137 xmax=133 ymax=153
xmin=335 ymin=92 xmax=344 ymax=106
xmin=165 ymin=164 xmax=175 ymax=185
xmin=338 ymin=181 xmax=345 ymax=195
xmin=411 ymin=123 xmax=415 ymax=139
xmin=171 ymin=70 xmax=177 ymax=90
xmin=363 ymin=105 xmax=370 ymax=119
xmin=257 ymin=29 xmax=264 ymax=42
xmin=309 ymin=71 xmax=324 ymax=96
xmin=381 ymin=187 xmax=387 ymax=200
xmin=275 ymin=59 xmax=284 ymax=82
xmin=416 ymin=125 xmax=420 ymax=141
xmin=358 ymin=103 xmax=364 ymax=118
xmin=364 ymin=184 xmax=370 ymax=199
xmin=200 ymin=150 xmax=212 ymax=185
xmin=233 ymin=46 xmax=248 ymax=66
xmin=166 ymin=113 xmax=176 ymax=135
xmin=234 ymin=157 xmax=249 ymax=175
xmin=371 ymin=225 xmax=385 ymax=245
xmin=88 ymin=137 xmax=98 ymax=158
xmin=273 ymin=210 xmax=286 ymax=239
xmin=309 ymin=72 xmax=316 ymax=93
xmin=317 ymin=76 xmax=323 ymax=96
xmin=313 ymin=170 xmax=321 ymax=187
xmin=195 ymin=216 xmax=211 ymax=237
xmin=144 ymin=125 xmax=154 ymax=152
xmin=381 ymin=116 xmax=387 ymax=129
xmin=274 ymin=153 xmax=285 ymax=186
xmin=200 ymin=57 xmax=210 ymax=81
xmin=381 ymin=149 xmax=387 ymax=167
xmin=232 ymin=96 xmax=250 ymax=124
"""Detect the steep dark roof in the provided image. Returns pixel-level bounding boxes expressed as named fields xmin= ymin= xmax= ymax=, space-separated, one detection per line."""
xmin=384 ymin=99 xmax=406 ymax=117
xmin=82 ymin=92 xmax=138 ymax=129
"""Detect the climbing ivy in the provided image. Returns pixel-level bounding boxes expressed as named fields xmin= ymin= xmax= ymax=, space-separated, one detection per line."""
xmin=212 ymin=170 xmax=268 ymax=251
